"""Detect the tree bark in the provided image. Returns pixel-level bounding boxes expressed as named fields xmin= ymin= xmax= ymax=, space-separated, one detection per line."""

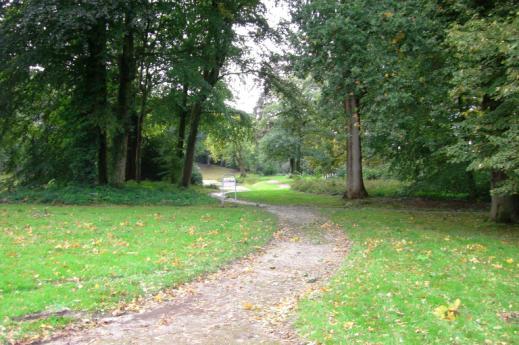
xmin=343 ymin=94 xmax=368 ymax=199
xmin=176 ymin=84 xmax=189 ymax=159
xmin=180 ymin=102 xmax=203 ymax=187
xmin=135 ymin=104 xmax=145 ymax=182
xmin=109 ymin=11 xmax=135 ymax=186
xmin=180 ymin=65 xmax=221 ymax=187
xmin=237 ymin=150 xmax=246 ymax=177
xmin=126 ymin=114 xmax=138 ymax=181
xmin=490 ymin=170 xmax=519 ymax=222
xmin=85 ymin=18 xmax=108 ymax=185
xmin=289 ymin=158 xmax=295 ymax=175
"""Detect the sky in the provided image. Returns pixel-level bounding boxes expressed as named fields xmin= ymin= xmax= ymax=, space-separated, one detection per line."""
xmin=226 ymin=0 xmax=291 ymax=113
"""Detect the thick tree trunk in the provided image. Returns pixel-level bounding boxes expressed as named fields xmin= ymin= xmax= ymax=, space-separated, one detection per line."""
xmin=180 ymin=102 xmax=202 ymax=187
xmin=176 ymin=84 xmax=189 ymax=159
xmin=180 ymin=65 xmax=220 ymax=187
xmin=85 ymin=19 xmax=108 ymax=185
xmin=237 ymin=150 xmax=246 ymax=177
xmin=127 ymin=84 xmax=147 ymax=182
xmin=343 ymin=94 xmax=367 ymax=199
xmin=467 ymin=171 xmax=478 ymax=201
xmin=98 ymin=132 xmax=108 ymax=184
xmin=239 ymin=163 xmax=246 ymax=177
xmin=295 ymin=158 xmax=301 ymax=174
xmin=289 ymin=158 xmax=295 ymax=175
xmin=109 ymin=11 xmax=135 ymax=186
xmin=490 ymin=170 xmax=519 ymax=222
xmin=135 ymin=108 xmax=145 ymax=181
xmin=126 ymin=114 xmax=138 ymax=181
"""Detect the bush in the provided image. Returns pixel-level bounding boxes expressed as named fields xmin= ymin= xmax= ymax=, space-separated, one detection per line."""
xmin=0 ymin=181 xmax=214 ymax=206
xmin=363 ymin=165 xmax=391 ymax=180
xmin=191 ymin=165 xmax=203 ymax=185
xmin=291 ymin=178 xmax=344 ymax=195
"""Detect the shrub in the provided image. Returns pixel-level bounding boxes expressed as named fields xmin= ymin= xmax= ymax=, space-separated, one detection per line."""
xmin=191 ymin=165 xmax=203 ymax=185
xmin=291 ymin=178 xmax=344 ymax=195
xmin=0 ymin=181 xmax=214 ymax=206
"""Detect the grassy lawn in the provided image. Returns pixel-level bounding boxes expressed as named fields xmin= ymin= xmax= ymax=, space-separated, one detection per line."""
xmin=297 ymin=206 xmax=519 ymax=344
xmin=0 ymin=203 xmax=276 ymax=343
xmin=237 ymin=176 xmax=407 ymax=207
xmin=240 ymin=175 xmax=293 ymax=191
xmin=238 ymin=189 xmax=344 ymax=207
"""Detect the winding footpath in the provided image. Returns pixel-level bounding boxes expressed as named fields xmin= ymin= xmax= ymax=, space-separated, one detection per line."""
xmin=44 ymin=199 xmax=349 ymax=345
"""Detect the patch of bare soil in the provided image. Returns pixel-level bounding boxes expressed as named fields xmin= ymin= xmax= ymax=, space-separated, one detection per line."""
xmin=42 ymin=201 xmax=349 ymax=345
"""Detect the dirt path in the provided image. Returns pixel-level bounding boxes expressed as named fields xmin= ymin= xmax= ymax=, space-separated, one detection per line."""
xmin=44 ymin=201 xmax=349 ymax=345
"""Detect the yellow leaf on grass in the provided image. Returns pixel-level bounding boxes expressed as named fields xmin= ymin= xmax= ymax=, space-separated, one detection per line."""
xmin=343 ymin=321 xmax=355 ymax=330
xmin=505 ymin=258 xmax=514 ymax=264
xmin=434 ymin=299 xmax=461 ymax=321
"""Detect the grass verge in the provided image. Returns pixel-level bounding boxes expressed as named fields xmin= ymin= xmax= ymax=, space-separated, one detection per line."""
xmin=297 ymin=206 xmax=519 ymax=344
xmin=0 ymin=204 xmax=276 ymax=343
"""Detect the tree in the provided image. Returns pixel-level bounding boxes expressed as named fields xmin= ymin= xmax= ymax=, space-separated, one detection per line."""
xmin=179 ymin=0 xmax=267 ymax=187
xmin=291 ymin=0 xmax=374 ymax=198
xmin=205 ymin=109 xmax=254 ymax=177
xmin=447 ymin=4 xmax=519 ymax=222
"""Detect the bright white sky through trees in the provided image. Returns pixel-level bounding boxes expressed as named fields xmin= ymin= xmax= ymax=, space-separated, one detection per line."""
xmin=226 ymin=0 xmax=290 ymax=113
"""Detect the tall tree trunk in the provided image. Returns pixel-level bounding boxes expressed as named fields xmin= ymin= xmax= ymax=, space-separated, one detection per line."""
xmin=109 ymin=11 xmax=135 ymax=186
xmin=126 ymin=114 xmax=138 ymax=181
xmin=180 ymin=102 xmax=202 ymax=187
xmin=180 ymin=66 xmax=220 ymax=187
xmin=127 ymin=77 xmax=148 ymax=182
xmin=177 ymin=84 xmax=189 ymax=159
xmin=135 ymin=105 xmax=145 ymax=182
xmin=467 ymin=171 xmax=478 ymax=201
xmin=98 ymin=132 xmax=108 ymax=184
xmin=490 ymin=170 xmax=519 ymax=222
xmin=85 ymin=19 xmax=108 ymax=185
xmin=289 ymin=158 xmax=295 ymax=174
xmin=83 ymin=18 xmax=108 ymax=184
xmin=237 ymin=150 xmax=246 ymax=177
xmin=344 ymin=94 xmax=368 ymax=199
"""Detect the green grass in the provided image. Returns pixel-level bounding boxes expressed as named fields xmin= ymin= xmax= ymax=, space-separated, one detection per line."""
xmin=238 ymin=189 xmax=344 ymax=207
xmin=237 ymin=175 xmax=344 ymax=206
xmin=0 ymin=181 xmax=213 ymax=206
xmin=0 ymin=204 xmax=276 ymax=343
xmin=240 ymin=175 xmax=293 ymax=191
xmin=297 ymin=206 xmax=519 ymax=344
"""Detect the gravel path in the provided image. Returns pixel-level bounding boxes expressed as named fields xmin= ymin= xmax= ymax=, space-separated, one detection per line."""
xmin=43 ymin=200 xmax=349 ymax=345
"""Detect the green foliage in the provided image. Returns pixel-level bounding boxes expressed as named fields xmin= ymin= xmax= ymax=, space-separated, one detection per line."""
xmin=297 ymin=206 xmax=519 ymax=344
xmin=291 ymin=178 xmax=345 ymax=195
xmin=190 ymin=165 xmax=203 ymax=186
xmin=204 ymin=106 xmax=255 ymax=175
xmin=446 ymin=7 xmax=519 ymax=197
xmin=0 ymin=182 xmax=213 ymax=206
xmin=0 ymin=204 xmax=276 ymax=342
